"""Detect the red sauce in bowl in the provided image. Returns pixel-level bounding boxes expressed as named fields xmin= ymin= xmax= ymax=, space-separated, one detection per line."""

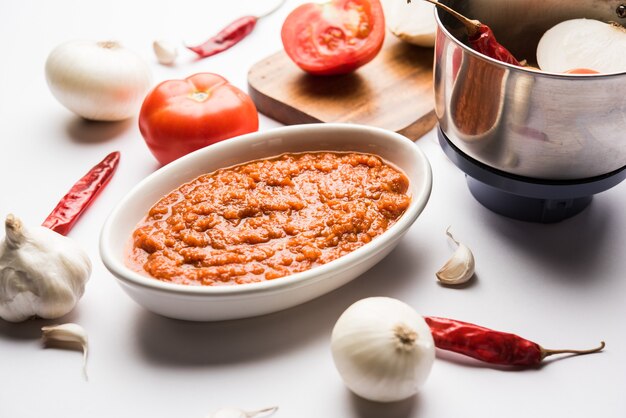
xmin=127 ymin=152 xmax=410 ymax=285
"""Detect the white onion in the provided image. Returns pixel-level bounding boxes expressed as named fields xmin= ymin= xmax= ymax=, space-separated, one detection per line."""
xmin=381 ymin=0 xmax=437 ymax=47
xmin=537 ymin=18 xmax=626 ymax=74
xmin=45 ymin=40 xmax=153 ymax=121
xmin=331 ymin=297 xmax=435 ymax=402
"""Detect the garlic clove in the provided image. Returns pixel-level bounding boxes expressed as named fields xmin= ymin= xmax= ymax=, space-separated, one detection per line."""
xmin=207 ymin=406 xmax=278 ymax=418
xmin=436 ymin=227 xmax=475 ymax=285
xmin=153 ymin=40 xmax=178 ymax=65
xmin=41 ymin=323 xmax=89 ymax=380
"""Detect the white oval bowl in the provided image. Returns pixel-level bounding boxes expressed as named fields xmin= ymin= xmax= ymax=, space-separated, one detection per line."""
xmin=99 ymin=123 xmax=432 ymax=321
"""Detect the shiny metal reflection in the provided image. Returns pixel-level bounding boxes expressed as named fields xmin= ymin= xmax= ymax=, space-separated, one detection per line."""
xmin=434 ymin=0 xmax=626 ymax=180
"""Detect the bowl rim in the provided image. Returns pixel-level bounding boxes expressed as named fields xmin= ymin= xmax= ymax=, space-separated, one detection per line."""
xmin=99 ymin=123 xmax=432 ymax=297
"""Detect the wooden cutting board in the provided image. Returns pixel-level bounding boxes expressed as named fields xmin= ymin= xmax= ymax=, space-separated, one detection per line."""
xmin=247 ymin=37 xmax=436 ymax=141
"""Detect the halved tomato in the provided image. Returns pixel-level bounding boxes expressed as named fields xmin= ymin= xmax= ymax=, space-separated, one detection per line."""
xmin=281 ymin=0 xmax=385 ymax=76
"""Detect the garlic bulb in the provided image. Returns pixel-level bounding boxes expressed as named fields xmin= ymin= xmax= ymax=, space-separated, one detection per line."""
xmin=45 ymin=40 xmax=152 ymax=121
xmin=436 ymin=227 xmax=475 ymax=285
xmin=331 ymin=297 xmax=435 ymax=402
xmin=153 ymin=40 xmax=178 ymax=65
xmin=41 ymin=323 xmax=89 ymax=380
xmin=207 ymin=406 xmax=278 ymax=418
xmin=0 ymin=215 xmax=91 ymax=322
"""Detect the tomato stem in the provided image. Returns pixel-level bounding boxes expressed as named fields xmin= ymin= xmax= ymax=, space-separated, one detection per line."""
xmin=189 ymin=91 xmax=210 ymax=102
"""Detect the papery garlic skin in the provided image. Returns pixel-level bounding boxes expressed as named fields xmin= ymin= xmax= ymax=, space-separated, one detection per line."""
xmin=436 ymin=227 xmax=475 ymax=285
xmin=331 ymin=297 xmax=435 ymax=402
xmin=0 ymin=215 xmax=91 ymax=322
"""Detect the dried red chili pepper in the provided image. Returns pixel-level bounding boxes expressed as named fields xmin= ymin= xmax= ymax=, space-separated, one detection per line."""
xmin=425 ymin=316 xmax=605 ymax=366
xmin=187 ymin=0 xmax=286 ymax=59
xmin=415 ymin=0 xmax=521 ymax=66
xmin=187 ymin=16 xmax=258 ymax=58
xmin=467 ymin=25 xmax=521 ymax=66
xmin=42 ymin=151 xmax=120 ymax=236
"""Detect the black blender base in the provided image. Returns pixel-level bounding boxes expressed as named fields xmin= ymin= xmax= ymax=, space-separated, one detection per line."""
xmin=438 ymin=128 xmax=626 ymax=223
xmin=466 ymin=176 xmax=592 ymax=223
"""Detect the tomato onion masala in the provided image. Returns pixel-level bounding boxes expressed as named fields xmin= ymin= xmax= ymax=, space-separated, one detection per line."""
xmin=127 ymin=152 xmax=410 ymax=285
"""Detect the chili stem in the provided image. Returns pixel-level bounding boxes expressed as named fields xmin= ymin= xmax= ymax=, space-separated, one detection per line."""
xmin=246 ymin=406 xmax=279 ymax=417
xmin=412 ymin=0 xmax=480 ymax=36
xmin=256 ymin=0 xmax=287 ymax=19
xmin=541 ymin=341 xmax=605 ymax=360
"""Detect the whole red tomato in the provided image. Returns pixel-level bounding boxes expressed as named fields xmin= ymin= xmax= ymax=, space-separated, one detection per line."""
xmin=139 ymin=73 xmax=259 ymax=165
xmin=281 ymin=0 xmax=385 ymax=76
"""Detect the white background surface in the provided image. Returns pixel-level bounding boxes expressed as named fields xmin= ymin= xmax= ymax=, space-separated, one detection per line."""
xmin=1 ymin=1 xmax=625 ymax=417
